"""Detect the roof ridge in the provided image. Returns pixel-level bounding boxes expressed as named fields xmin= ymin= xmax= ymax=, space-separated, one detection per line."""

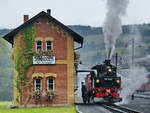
xmin=2 ymin=10 xmax=83 ymax=45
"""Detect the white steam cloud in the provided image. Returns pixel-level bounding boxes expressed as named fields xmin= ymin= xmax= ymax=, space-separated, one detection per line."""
xmin=120 ymin=27 xmax=148 ymax=104
xmin=103 ymin=0 xmax=129 ymax=59
xmin=121 ymin=66 xmax=148 ymax=104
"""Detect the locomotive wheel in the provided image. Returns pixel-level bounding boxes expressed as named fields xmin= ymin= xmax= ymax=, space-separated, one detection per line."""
xmin=88 ymin=96 xmax=95 ymax=104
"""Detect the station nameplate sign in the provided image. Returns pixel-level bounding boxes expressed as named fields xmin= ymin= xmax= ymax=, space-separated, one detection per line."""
xmin=33 ymin=56 xmax=56 ymax=64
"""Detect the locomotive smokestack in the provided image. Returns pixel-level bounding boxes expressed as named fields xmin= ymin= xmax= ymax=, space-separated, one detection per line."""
xmin=104 ymin=60 xmax=111 ymax=65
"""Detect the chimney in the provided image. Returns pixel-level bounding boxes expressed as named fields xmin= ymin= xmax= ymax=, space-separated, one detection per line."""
xmin=24 ymin=15 xmax=29 ymax=23
xmin=47 ymin=9 xmax=51 ymax=16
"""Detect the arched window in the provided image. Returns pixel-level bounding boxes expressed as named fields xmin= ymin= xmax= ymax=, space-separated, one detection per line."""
xmin=34 ymin=78 xmax=42 ymax=91
xmin=47 ymin=77 xmax=54 ymax=91
xmin=46 ymin=41 xmax=52 ymax=51
xmin=36 ymin=41 xmax=42 ymax=51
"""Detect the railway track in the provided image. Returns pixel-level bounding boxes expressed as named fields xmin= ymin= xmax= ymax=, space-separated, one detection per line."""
xmin=102 ymin=104 xmax=142 ymax=113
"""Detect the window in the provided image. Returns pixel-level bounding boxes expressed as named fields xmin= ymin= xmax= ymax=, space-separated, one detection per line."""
xmin=34 ymin=78 xmax=42 ymax=91
xmin=47 ymin=78 xmax=54 ymax=90
xmin=36 ymin=41 xmax=42 ymax=51
xmin=46 ymin=41 xmax=52 ymax=50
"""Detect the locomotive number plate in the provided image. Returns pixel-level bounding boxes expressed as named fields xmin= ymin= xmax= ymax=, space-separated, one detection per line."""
xmin=104 ymin=78 xmax=113 ymax=81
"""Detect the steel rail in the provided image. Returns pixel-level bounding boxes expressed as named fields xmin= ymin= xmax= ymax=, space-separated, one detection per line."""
xmin=102 ymin=104 xmax=142 ymax=113
xmin=102 ymin=104 xmax=125 ymax=113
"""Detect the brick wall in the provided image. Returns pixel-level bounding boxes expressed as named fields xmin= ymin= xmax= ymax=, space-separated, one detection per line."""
xmin=21 ymin=65 xmax=67 ymax=105
xmin=33 ymin=17 xmax=67 ymax=60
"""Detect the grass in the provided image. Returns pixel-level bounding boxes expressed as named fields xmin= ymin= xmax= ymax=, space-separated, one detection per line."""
xmin=0 ymin=102 xmax=76 ymax=113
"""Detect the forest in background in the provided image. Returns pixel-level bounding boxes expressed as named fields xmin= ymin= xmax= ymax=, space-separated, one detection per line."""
xmin=0 ymin=38 xmax=13 ymax=101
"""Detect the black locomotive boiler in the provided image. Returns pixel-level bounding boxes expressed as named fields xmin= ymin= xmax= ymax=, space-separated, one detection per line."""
xmin=84 ymin=60 xmax=122 ymax=104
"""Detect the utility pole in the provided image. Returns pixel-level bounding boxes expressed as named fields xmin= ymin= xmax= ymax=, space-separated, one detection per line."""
xmin=116 ymin=52 xmax=118 ymax=73
xmin=132 ymin=38 xmax=134 ymax=67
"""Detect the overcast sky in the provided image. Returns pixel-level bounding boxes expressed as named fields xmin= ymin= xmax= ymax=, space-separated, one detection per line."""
xmin=0 ymin=0 xmax=150 ymax=29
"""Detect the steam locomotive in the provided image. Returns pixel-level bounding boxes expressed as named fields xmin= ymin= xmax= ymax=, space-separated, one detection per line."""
xmin=83 ymin=60 xmax=122 ymax=104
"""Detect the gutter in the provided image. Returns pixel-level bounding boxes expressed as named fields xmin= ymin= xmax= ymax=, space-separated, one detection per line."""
xmin=74 ymin=43 xmax=83 ymax=50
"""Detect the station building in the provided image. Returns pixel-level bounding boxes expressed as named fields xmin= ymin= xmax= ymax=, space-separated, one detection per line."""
xmin=3 ymin=9 xmax=83 ymax=106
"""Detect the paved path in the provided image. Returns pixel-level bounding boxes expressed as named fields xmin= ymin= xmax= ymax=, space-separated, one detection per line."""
xmin=76 ymin=104 xmax=112 ymax=113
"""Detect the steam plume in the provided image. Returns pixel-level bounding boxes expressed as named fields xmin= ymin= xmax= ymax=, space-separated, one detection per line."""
xmin=103 ymin=0 xmax=129 ymax=59
xmin=120 ymin=27 xmax=148 ymax=104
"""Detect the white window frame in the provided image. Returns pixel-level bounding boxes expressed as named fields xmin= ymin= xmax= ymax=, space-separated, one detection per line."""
xmin=46 ymin=41 xmax=53 ymax=51
xmin=34 ymin=78 xmax=42 ymax=91
xmin=36 ymin=41 xmax=43 ymax=51
xmin=47 ymin=77 xmax=54 ymax=91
